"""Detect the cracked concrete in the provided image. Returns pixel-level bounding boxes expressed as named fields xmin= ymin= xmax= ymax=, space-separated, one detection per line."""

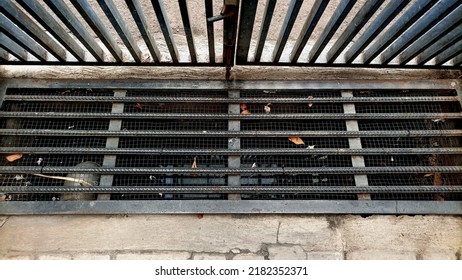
xmin=0 ymin=215 xmax=460 ymax=260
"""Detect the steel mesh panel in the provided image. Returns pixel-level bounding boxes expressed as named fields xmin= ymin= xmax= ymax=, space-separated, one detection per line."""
xmin=113 ymin=174 xmax=227 ymax=187
xmin=241 ymin=90 xmax=342 ymax=98
xmin=361 ymin=137 xmax=461 ymax=148
xmin=240 ymin=174 xmax=355 ymax=186
xmin=244 ymin=103 xmax=344 ymax=114
xmin=126 ymin=90 xmax=229 ymax=98
xmin=352 ymin=90 xmax=457 ymax=97
xmin=241 ymin=193 xmax=357 ymax=200
xmin=1 ymin=101 xmax=112 ymax=113
xmin=119 ymin=137 xmax=228 ymax=149
xmin=0 ymin=119 xmax=110 ymax=130
xmin=121 ymin=120 xmax=228 ymax=131
xmin=371 ymin=193 xmax=462 ymax=201
xmin=241 ymin=137 xmax=350 ymax=149
xmin=364 ymin=155 xmax=461 ymax=167
xmin=368 ymin=173 xmax=462 ymax=186
xmin=358 ymin=120 xmax=453 ymax=130
xmin=355 ymin=102 xmax=461 ymax=114
xmin=241 ymin=120 xmax=346 ymax=131
xmin=6 ymin=88 xmax=114 ymax=96
xmin=110 ymin=193 xmax=227 ymax=200
xmin=116 ymin=155 xmax=227 ymax=168
xmin=241 ymin=155 xmax=352 ymax=168
xmin=124 ymin=102 xmax=228 ymax=114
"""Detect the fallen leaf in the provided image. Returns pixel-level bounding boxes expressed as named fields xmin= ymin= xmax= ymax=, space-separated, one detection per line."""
xmin=241 ymin=109 xmax=251 ymax=115
xmin=240 ymin=103 xmax=247 ymax=110
xmin=6 ymin=154 xmax=22 ymax=162
xmin=191 ymin=157 xmax=197 ymax=169
xmin=135 ymin=103 xmax=143 ymax=109
xmin=264 ymin=103 xmax=271 ymax=114
xmin=196 ymin=214 xmax=204 ymax=219
xmin=308 ymin=95 xmax=314 ymax=108
xmin=424 ymin=173 xmax=434 ymax=177
xmin=289 ymin=136 xmax=305 ymax=145
xmin=433 ymin=172 xmax=442 ymax=186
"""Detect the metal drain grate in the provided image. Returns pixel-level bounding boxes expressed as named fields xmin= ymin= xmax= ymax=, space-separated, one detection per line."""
xmin=0 ymin=79 xmax=461 ymax=214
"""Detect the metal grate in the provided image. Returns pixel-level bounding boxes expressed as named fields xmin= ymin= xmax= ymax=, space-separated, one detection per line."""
xmin=0 ymin=0 xmax=461 ymax=71
xmin=0 ymin=80 xmax=461 ymax=214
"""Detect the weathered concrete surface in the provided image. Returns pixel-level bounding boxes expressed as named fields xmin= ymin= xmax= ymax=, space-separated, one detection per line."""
xmin=0 ymin=215 xmax=460 ymax=260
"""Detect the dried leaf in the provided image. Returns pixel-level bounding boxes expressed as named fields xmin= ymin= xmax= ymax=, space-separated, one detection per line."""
xmin=433 ymin=172 xmax=442 ymax=186
xmin=264 ymin=103 xmax=271 ymax=114
xmin=308 ymin=95 xmax=314 ymax=108
xmin=196 ymin=214 xmax=204 ymax=219
xmin=289 ymin=136 xmax=305 ymax=145
xmin=241 ymin=109 xmax=251 ymax=115
xmin=240 ymin=103 xmax=247 ymax=110
xmin=191 ymin=157 xmax=197 ymax=169
xmin=6 ymin=154 xmax=23 ymax=162
xmin=424 ymin=173 xmax=434 ymax=177
xmin=135 ymin=103 xmax=143 ymax=109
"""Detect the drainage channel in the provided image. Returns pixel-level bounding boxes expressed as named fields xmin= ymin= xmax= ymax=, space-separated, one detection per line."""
xmin=0 ymin=80 xmax=461 ymax=214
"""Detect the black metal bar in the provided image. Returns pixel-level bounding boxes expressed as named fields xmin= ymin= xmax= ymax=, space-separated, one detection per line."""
xmin=308 ymin=0 xmax=356 ymax=63
xmin=434 ymin=39 xmax=462 ymax=66
xmin=70 ymin=0 xmax=123 ymax=62
xmin=2 ymin=111 xmax=460 ymax=120
xmin=0 ymin=14 xmax=48 ymax=61
xmin=1 ymin=129 xmax=460 ymax=138
xmin=43 ymin=0 xmax=105 ymax=62
xmin=222 ymin=0 xmax=240 ymax=79
xmin=0 ymin=1 xmax=67 ymax=62
xmin=125 ymin=0 xmax=161 ymax=63
xmin=205 ymin=0 xmax=215 ymax=63
xmin=254 ymin=0 xmax=276 ymax=62
xmin=344 ymin=1 xmax=410 ymax=64
xmin=326 ymin=0 xmax=384 ymax=64
xmin=398 ymin=5 xmax=462 ymax=65
xmin=272 ymin=0 xmax=303 ymax=62
xmin=290 ymin=0 xmax=329 ymax=63
xmin=97 ymin=0 xmax=142 ymax=63
xmin=362 ymin=0 xmax=437 ymax=64
xmin=0 ymin=33 xmax=28 ymax=61
xmin=236 ymin=0 xmax=258 ymax=63
xmin=2 ymin=185 xmax=461 ymax=194
xmin=381 ymin=0 xmax=460 ymax=65
xmin=150 ymin=0 xmax=179 ymax=63
xmin=2 ymin=200 xmax=462 ymax=215
xmin=1 ymin=166 xmax=461 ymax=175
xmin=178 ymin=0 xmax=197 ymax=63
xmin=5 ymin=95 xmax=458 ymax=103
xmin=417 ymin=25 xmax=462 ymax=65
xmin=2 ymin=147 xmax=461 ymax=156
xmin=16 ymin=0 xmax=87 ymax=62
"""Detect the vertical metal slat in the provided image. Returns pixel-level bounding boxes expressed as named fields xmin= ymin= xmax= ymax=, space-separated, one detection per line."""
xmin=125 ymin=0 xmax=161 ymax=63
xmin=178 ymin=0 xmax=197 ymax=63
xmin=236 ymin=0 xmax=258 ymax=64
xmin=254 ymin=0 xmax=276 ymax=62
xmin=0 ymin=33 xmax=28 ymax=61
xmin=0 ymin=1 xmax=67 ymax=62
xmin=380 ymin=0 xmax=460 ymax=65
xmin=97 ymin=0 xmax=142 ymax=63
xmin=16 ymin=0 xmax=87 ymax=62
xmin=43 ymin=0 xmax=105 ymax=62
xmin=344 ymin=0 xmax=409 ymax=64
xmin=307 ymin=0 xmax=357 ymax=63
xmin=290 ymin=0 xmax=329 ymax=63
xmin=272 ymin=0 xmax=303 ymax=62
xmin=151 ymin=0 xmax=179 ymax=63
xmin=326 ymin=0 xmax=384 ymax=64
xmin=416 ymin=25 xmax=462 ymax=65
xmin=398 ymin=4 xmax=462 ymax=65
xmin=205 ymin=0 xmax=215 ymax=63
xmin=0 ymin=14 xmax=48 ymax=62
xmin=362 ymin=0 xmax=436 ymax=64
xmin=69 ymin=0 xmax=123 ymax=63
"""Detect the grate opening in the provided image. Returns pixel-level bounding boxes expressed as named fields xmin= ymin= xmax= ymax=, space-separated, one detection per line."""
xmin=116 ymin=155 xmax=228 ymax=168
xmin=121 ymin=120 xmax=228 ymax=131
xmin=1 ymin=154 xmax=104 ymax=167
xmin=0 ymin=118 xmax=110 ymax=130
xmin=241 ymin=155 xmax=352 ymax=168
xmin=371 ymin=193 xmax=462 ymax=201
xmin=241 ymin=120 xmax=347 ymax=131
xmin=244 ymin=103 xmax=344 ymax=114
xmin=125 ymin=102 xmax=229 ymax=114
xmin=241 ymin=175 xmax=355 ymax=186
xmin=126 ymin=90 xmax=229 ymax=98
xmin=0 ymin=136 xmax=107 ymax=148
xmin=0 ymin=173 xmax=99 ymax=187
xmin=352 ymin=90 xmax=458 ymax=97
xmin=119 ymin=137 xmax=228 ymax=149
xmin=6 ymin=88 xmax=114 ymax=96
xmin=358 ymin=120 xmax=456 ymax=130
xmin=241 ymin=137 xmax=350 ymax=149
xmin=355 ymin=102 xmax=462 ymax=113
xmin=113 ymin=174 xmax=227 ymax=187
xmin=240 ymin=90 xmax=342 ymax=98
xmin=241 ymin=193 xmax=358 ymax=200
xmin=368 ymin=173 xmax=462 ymax=186
xmin=364 ymin=154 xmax=461 ymax=167
xmin=110 ymin=193 xmax=227 ymax=200
xmin=1 ymin=101 xmax=112 ymax=113
xmin=5 ymin=193 xmax=61 ymax=201
xmin=361 ymin=137 xmax=461 ymax=149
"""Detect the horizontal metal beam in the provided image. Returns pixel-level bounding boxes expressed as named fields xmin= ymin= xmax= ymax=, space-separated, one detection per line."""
xmin=1 ymin=129 xmax=461 ymax=138
xmin=1 ymin=166 xmax=461 ymax=174
xmin=3 ymin=95 xmax=459 ymax=103
xmin=2 ymin=185 xmax=461 ymax=194
xmin=1 ymin=200 xmax=461 ymax=214
xmin=2 ymin=79 xmax=457 ymax=90
xmin=2 ymin=112 xmax=460 ymax=120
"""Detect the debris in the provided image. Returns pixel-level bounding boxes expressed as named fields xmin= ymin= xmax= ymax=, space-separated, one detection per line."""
xmin=390 ymin=156 xmax=394 ymax=162
xmin=433 ymin=172 xmax=442 ymax=186
xmin=432 ymin=118 xmax=445 ymax=123
xmin=306 ymin=145 xmax=316 ymax=149
xmin=68 ymin=125 xmax=75 ymax=129
xmin=321 ymin=178 xmax=328 ymax=182
xmin=32 ymin=173 xmax=93 ymax=187
xmin=135 ymin=103 xmax=143 ymax=109
xmin=149 ymin=175 xmax=156 ymax=181
xmin=424 ymin=173 xmax=434 ymax=177
xmin=202 ymin=131 xmax=207 ymax=133
xmin=6 ymin=154 xmax=23 ymax=162
xmin=251 ymin=162 xmax=257 ymax=168
xmin=264 ymin=103 xmax=271 ymax=114
xmin=191 ymin=157 xmax=197 ymax=169
xmin=241 ymin=109 xmax=251 ymax=115
xmin=14 ymin=175 xmax=25 ymax=181
xmin=263 ymin=90 xmax=276 ymax=93
xmin=308 ymin=95 xmax=314 ymax=108
xmin=196 ymin=214 xmax=204 ymax=219
xmin=317 ymin=155 xmax=328 ymax=160
xmin=240 ymin=103 xmax=247 ymax=110
xmin=36 ymin=158 xmax=43 ymax=165
xmin=312 ymin=178 xmax=319 ymax=184
xmin=289 ymin=136 xmax=304 ymax=145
